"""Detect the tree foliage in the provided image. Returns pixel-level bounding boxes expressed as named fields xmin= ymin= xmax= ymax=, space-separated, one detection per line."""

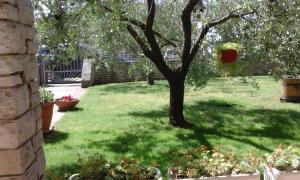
xmin=33 ymin=0 xmax=299 ymax=127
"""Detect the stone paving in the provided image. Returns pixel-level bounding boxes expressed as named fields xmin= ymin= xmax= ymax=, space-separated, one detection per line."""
xmin=45 ymin=83 xmax=87 ymax=128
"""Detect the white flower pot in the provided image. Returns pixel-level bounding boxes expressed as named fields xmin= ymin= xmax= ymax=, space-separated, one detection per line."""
xmin=277 ymin=171 xmax=300 ymax=180
xmin=168 ymin=168 xmax=260 ymax=180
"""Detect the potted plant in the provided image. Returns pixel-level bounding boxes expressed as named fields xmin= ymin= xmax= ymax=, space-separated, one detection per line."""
xmin=168 ymin=145 xmax=260 ymax=180
xmin=55 ymin=95 xmax=80 ymax=111
xmin=215 ymin=43 xmax=243 ymax=76
xmin=263 ymin=145 xmax=300 ymax=180
xmin=40 ymin=88 xmax=55 ymax=133
xmin=168 ymin=145 xmax=300 ymax=180
xmin=69 ymin=155 xmax=162 ymax=180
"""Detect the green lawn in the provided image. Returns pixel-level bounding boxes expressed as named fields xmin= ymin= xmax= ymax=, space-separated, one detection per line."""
xmin=44 ymin=76 xmax=300 ymax=179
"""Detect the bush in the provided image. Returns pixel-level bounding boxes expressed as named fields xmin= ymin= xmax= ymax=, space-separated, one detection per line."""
xmin=75 ymin=154 xmax=161 ymax=180
xmin=169 ymin=145 xmax=300 ymax=178
xmin=169 ymin=145 xmax=259 ymax=178
xmin=265 ymin=145 xmax=300 ymax=172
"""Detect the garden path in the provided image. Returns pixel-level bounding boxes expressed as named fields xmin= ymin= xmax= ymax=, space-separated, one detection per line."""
xmin=45 ymin=84 xmax=87 ymax=128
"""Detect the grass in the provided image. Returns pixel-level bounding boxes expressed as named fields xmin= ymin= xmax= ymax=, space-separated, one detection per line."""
xmin=44 ymin=76 xmax=300 ymax=179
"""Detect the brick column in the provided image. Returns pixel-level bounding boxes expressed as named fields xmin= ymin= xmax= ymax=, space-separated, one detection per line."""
xmin=0 ymin=0 xmax=45 ymax=179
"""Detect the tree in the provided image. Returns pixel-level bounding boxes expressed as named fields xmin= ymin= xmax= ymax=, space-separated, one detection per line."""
xmin=86 ymin=0 xmax=256 ymax=127
xmin=35 ymin=0 xmax=257 ymax=127
xmin=128 ymin=58 xmax=156 ymax=85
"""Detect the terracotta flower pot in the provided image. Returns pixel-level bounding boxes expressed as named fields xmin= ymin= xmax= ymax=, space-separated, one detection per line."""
xmin=55 ymin=99 xmax=80 ymax=111
xmin=220 ymin=49 xmax=238 ymax=64
xmin=41 ymin=102 xmax=55 ymax=132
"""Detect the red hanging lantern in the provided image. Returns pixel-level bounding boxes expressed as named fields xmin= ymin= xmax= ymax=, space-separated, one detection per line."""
xmin=220 ymin=49 xmax=238 ymax=64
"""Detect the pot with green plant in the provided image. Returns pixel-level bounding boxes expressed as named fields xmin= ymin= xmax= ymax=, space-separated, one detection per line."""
xmin=68 ymin=155 xmax=162 ymax=180
xmin=215 ymin=43 xmax=243 ymax=76
xmin=263 ymin=145 xmax=300 ymax=180
xmin=168 ymin=145 xmax=300 ymax=180
xmin=39 ymin=88 xmax=55 ymax=133
xmin=168 ymin=145 xmax=261 ymax=180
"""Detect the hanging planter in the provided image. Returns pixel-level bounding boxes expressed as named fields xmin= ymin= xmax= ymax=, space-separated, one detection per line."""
xmin=220 ymin=49 xmax=238 ymax=64
xmin=215 ymin=43 xmax=242 ymax=76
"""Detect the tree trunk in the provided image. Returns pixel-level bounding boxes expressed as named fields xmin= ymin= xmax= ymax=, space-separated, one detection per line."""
xmin=168 ymin=78 xmax=191 ymax=128
xmin=147 ymin=72 xmax=155 ymax=85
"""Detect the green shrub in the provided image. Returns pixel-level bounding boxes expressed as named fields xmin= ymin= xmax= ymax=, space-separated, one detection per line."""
xmin=169 ymin=145 xmax=300 ymax=178
xmin=169 ymin=145 xmax=259 ymax=178
xmin=76 ymin=154 xmax=161 ymax=180
xmin=39 ymin=87 xmax=54 ymax=103
xmin=265 ymin=145 xmax=300 ymax=171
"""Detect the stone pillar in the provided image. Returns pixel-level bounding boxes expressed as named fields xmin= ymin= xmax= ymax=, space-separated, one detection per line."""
xmin=81 ymin=58 xmax=95 ymax=88
xmin=0 ymin=0 xmax=45 ymax=179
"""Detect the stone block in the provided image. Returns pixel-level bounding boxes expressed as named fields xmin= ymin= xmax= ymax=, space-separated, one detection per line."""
xmin=0 ymin=161 xmax=38 ymax=180
xmin=28 ymin=79 xmax=39 ymax=94
xmin=31 ymin=131 xmax=43 ymax=153
xmin=0 ymin=110 xmax=36 ymax=149
xmin=24 ymin=25 xmax=34 ymax=40
xmin=36 ymin=118 xmax=42 ymax=132
xmin=0 ymin=56 xmax=24 ymax=76
xmin=23 ymin=56 xmax=38 ymax=82
xmin=34 ymin=106 xmax=41 ymax=120
xmin=0 ymin=21 xmax=26 ymax=55
xmin=0 ymin=141 xmax=35 ymax=175
xmin=26 ymin=40 xmax=36 ymax=55
xmin=0 ymin=84 xmax=30 ymax=120
xmin=0 ymin=74 xmax=22 ymax=88
xmin=0 ymin=3 xmax=18 ymax=21
xmin=30 ymin=92 xmax=40 ymax=109
xmin=0 ymin=0 xmax=16 ymax=6
xmin=17 ymin=0 xmax=34 ymax=26
xmin=36 ymin=148 xmax=45 ymax=179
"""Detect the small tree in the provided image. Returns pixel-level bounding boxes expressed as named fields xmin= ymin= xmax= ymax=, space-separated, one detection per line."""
xmin=89 ymin=0 xmax=255 ymax=127
xmin=35 ymin=0 xmax=258 ymax=127
xmin=128 ymin=58 xmax=156 ymax=85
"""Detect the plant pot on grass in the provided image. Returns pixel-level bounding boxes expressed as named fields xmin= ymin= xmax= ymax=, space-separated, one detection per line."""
xmin=40 ymin=88 xmax=55 ymax=133
xmin=280 ymin=76 xmax=300 ymax=102
xmin=55 ymin=95 xmax=80 ymax=111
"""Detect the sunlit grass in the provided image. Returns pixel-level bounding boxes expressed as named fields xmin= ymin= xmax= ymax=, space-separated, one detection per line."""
xmin=44 ymin=76 xmax=300 ymax=179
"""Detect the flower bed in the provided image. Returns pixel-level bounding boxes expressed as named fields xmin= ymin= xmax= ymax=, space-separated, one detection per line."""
xmin=69 ymin=155 xmax=162 ymax=180
xmin=168 ymin=145 xmax=300 ymax=180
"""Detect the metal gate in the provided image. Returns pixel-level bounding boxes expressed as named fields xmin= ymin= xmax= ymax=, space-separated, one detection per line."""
xmin=38 ymin=55 xmax=83 ymax=84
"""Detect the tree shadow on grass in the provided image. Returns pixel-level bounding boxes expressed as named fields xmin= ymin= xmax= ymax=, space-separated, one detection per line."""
xmin=183 ymin=100 xmax=300 ymax=151
xmin=117 ymin=99 xmax=300 ymax=156
xmin=58 ymin=107 xmax=84 ymax=112
xmin=50 ymin=99 xmax=300 ymax=177
xmin=100 ymin=82 xmax=169 ymax=95
xmin=44 ymin=131 xmax=69 ymax=144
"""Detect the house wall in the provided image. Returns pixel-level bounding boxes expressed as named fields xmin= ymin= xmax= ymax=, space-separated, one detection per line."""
xmin=0 ymin=0 xmax=45 ymax=179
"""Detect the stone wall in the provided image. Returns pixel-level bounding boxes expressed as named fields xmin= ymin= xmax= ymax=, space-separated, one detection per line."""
xmin=0 ymin=0 xmax=45 ymax=179
xmin=93 ymin=62 xmax=165 ymax=85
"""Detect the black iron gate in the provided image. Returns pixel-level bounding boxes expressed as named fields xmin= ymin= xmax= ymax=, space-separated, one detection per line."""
xmin=38 ymin=55 xmax=83 ymax=84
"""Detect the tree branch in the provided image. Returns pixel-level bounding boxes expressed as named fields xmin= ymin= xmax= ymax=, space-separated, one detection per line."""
xmin=98 ymin=4 xmax=178 ymax=48
xmin=146 ymin=0 xmax=155 ymax=30
xmin=125 ymin=24 xmax=152 ymax=58
xmin=209 ymin=9 xmax=255 ymax=28
xmin=181 ymin=0 xmax=199 ymax=74
xmin=182 ymin=9 xmax=255 ymax=75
